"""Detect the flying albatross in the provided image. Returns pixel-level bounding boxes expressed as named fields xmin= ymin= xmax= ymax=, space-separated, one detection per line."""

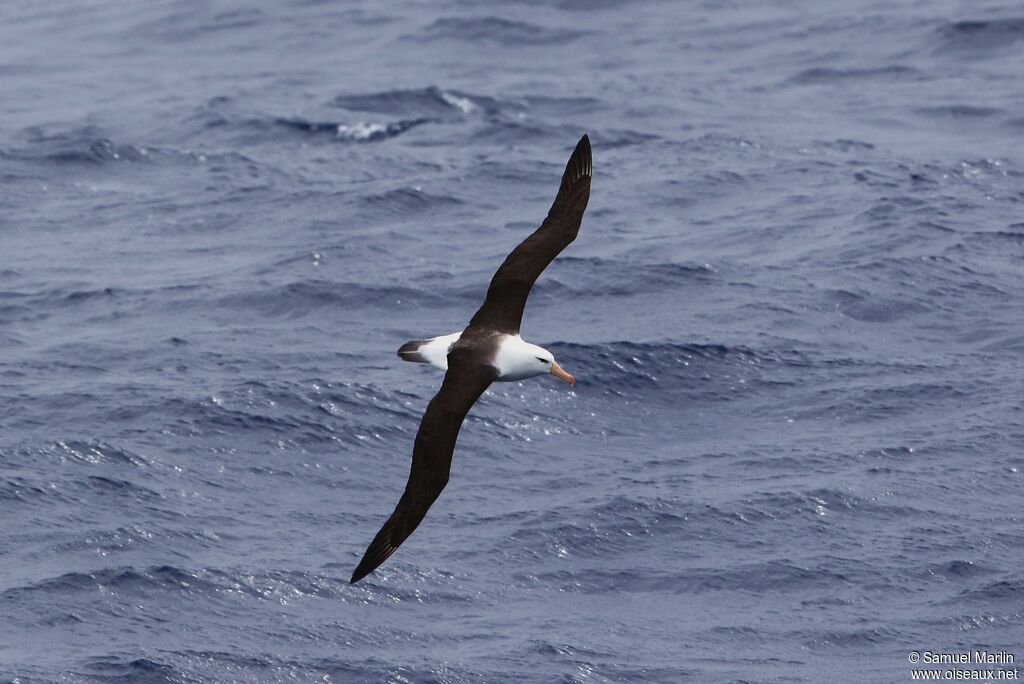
xmin=350 ymin=135 xmax=592 ymax=583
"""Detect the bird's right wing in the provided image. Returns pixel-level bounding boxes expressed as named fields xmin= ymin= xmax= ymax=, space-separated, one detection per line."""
xmin=350 ymin=351 xmax=495 ymax=583
xmin=467 ymin=135 xmax=592 ymax=335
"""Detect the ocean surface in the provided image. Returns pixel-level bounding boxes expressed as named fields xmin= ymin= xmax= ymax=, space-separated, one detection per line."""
xmin=2 ymin=1 xmax=1023 ymax=682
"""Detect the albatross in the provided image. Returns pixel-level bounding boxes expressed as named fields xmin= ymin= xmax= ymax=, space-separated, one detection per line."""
xmin=350 ymin=135 xmax=592 ymax=583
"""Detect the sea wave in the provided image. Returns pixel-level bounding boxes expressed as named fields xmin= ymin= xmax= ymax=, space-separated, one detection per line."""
xmin=412 ymin=16 xmax=586 ymax=45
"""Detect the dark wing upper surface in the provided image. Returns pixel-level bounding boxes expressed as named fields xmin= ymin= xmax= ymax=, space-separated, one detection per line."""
xmin=467 ymin=134 xmax=592 ymax=334
xmin=349 ymin=349 xmax=495 ymax=583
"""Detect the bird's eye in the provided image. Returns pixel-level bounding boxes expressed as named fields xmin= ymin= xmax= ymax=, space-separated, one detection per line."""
xmin=536 ymin=356 xmax=547 ymax=363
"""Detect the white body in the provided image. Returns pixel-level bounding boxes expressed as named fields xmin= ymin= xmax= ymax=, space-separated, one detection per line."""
xmin=415 ymin=332 xmax=463 ymax=371
xmin=414 ymin=332 xmax=556 ymax=382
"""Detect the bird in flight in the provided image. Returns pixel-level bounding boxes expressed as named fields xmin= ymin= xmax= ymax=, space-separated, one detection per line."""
xmin=351 ymin=135 xmax=592 ymax=583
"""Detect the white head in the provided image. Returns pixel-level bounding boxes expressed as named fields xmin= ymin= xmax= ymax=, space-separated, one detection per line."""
xmin=493 ymin=336 xmax=576 ymax=385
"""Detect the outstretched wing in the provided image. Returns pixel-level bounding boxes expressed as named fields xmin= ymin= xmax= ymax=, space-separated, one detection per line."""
xmin=467 ymin=134 xmax=592 ymax=334
xmin=349 ymin=351 xmax=495 ymax=583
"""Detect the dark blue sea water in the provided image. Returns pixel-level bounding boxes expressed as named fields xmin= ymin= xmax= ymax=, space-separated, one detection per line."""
xmin=3 ymin=1 xmax=1023 ymax=682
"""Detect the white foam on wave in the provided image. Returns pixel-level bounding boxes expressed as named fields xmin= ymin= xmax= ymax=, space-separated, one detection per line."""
xmin=440 ymin=91 xmax=476 ymax=114
xmin=335 ymin=122 xmax=388 ymax=140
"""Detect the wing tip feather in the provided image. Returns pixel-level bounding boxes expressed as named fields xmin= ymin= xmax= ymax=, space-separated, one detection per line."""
xmin=350 ymin=542 xmax=396 ymax=583
xmin=564 ymin=134 xmax=592 ymax=185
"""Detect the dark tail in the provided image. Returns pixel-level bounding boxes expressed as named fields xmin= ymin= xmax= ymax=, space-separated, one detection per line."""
xmin=397 ymin=340 xmax=428 ymax=363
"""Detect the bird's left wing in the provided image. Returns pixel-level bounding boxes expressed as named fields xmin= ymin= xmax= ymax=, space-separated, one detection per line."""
xmin=467 ymin=134 xmax=592 ymax=334
xmin=350 ymin=351 xmax=495 ymax=583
